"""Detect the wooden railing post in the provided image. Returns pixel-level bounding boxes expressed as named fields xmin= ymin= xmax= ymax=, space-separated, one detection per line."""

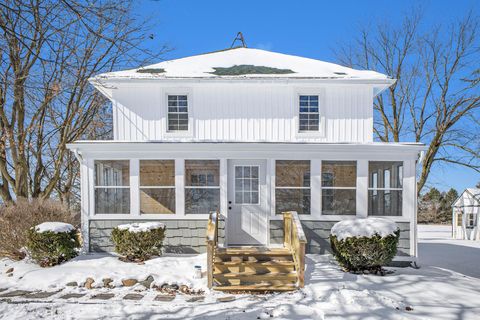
xmin=283 ymin=212 xmax=292 ymax=249
xmin=282 ymin=211 xmax=307 ymax=288
xmin=206 ymin=210 xmax=219 ymax=289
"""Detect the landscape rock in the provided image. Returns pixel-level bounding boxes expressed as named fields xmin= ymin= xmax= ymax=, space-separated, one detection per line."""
xmin=123 ymin=293 xmax=144 ymax=300
xmin=140 ymin=275 xmax=154 ymax=288
xmin=154 ymin=294 xmax=175 ymax=302
xmin=217 ymin=296 xmax=236 ymax=302
xmin=161 ymin=283 xmax=179 ymax=290
xmin=186 ymin=296 xmax=205 ymax=302
xmin=60 ymin=293 xmax=86 ymax=299
xmin=24 ymin=290 xmax=61 ymax=299
xmin=103 ymin=278 xmax=114 ymax=288
xmin=7 ymin=274 xmax=12 ymax=277
xmin=66 ymin=282 xmax=78 ymax=287
xmin=5 ymin=268 xmax=13 ymax=274
xmin=91 ymin=293 xmax=115 ymax=300
xmin=0 ymin=290 xmax=33 ymax=298
xmin=84 ymin=277 xmax=95 ymax=289
xmin=122 ymin=279 xmax=138 ymax=287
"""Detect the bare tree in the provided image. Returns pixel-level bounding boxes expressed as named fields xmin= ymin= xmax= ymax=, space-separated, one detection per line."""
xmin=0 ymin=0 xmax=167 ymax=204
xmin=336 ymin=11 xmax=480 ymax=194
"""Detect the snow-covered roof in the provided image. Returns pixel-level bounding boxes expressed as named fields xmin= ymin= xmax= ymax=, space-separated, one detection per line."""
xmin=453 ymin=188 xmax=480 ymax=212
xmin=92 ymin=47 xmax=392 ymax=81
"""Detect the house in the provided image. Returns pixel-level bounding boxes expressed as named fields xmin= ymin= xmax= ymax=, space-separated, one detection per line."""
xmin=67 ymin=47 xmax=424 ymax=263
xmin=452 ymin=188 xmax=480 ymax=240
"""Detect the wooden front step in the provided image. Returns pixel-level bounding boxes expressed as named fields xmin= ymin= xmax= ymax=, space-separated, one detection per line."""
xmin=212 ymin=247 xmax=299 ymax=292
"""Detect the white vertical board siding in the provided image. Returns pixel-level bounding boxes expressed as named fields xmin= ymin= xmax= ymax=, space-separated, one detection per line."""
xmin=111 ymin=82 xmax=373 ymax=142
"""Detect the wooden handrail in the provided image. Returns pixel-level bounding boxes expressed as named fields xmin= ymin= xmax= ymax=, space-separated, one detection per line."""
xmin=206 ymin=210 xmax=219 ymax=288
xmin=282 ymin=211 xmax=307 ymax=288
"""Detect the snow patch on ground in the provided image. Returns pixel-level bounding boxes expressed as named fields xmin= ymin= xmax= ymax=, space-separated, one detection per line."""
xmin=331 ymin=218 xmax=398 ymax=240
xmin=116 ymin=222 xmax=165 ymax=233
xmin=0 ymin=225 xmax=479 ymax=319
xmin=0 ymin=253 xmax=207 ymax=291
xmin=34 ymin=222 xmax=75 ymax=233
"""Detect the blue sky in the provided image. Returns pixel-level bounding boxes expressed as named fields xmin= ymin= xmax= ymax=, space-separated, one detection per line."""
xmin=134 ymin=0 xmax=480 ymax=193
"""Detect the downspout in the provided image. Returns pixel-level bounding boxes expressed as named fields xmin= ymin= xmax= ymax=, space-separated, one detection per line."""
xmin=71 ymin=148 xmax=89 ymax=253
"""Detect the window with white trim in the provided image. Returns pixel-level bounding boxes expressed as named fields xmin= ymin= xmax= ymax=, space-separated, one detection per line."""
xmin=275 ymin=160 xmax=311 ymax=215
xmin=299 ymin=95 xmax=319 ymax=132
xmin=167 ymin=95 xmax=188 ymax=131
xmin=321 ymin=161 xmax=356 ymax=215
xmin=185 ymin=160 xmax=220 ymax=214
xmin=368 ymin=161 xmax=403 ymax=216
xmin=94 ymin=160 xmax=130 ymax=214
xmin=139 ymin=160 xmax=175 ymax=214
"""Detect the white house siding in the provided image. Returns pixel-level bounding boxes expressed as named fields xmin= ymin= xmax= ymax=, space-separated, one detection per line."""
xmin=110 ymin=82 xmax=373 ymax=143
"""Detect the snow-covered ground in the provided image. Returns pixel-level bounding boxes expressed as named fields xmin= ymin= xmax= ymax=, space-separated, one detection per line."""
xmin=0 ymin=225 xmax=479 ymax=320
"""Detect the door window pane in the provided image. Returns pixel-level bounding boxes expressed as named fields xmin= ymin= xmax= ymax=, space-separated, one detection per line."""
xmin=235 ymin=165 xmax=260 ymax=204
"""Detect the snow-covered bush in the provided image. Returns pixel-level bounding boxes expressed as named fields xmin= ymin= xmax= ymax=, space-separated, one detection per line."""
xmin=0 ymin=199 xmax=79 ymax=260
xmin=330 ymin=218 xmax=400 ymax=272
xmin=26 ymin=222 xmax=81 ymax=267
xmin=111 ymin=222 xmax=166 ymax=262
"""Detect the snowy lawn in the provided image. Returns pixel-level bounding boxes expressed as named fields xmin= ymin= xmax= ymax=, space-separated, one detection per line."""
xmin=0 ymin=225 xmax=479 ymax=320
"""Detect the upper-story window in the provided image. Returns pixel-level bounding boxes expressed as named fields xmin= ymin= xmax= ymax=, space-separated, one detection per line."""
xmin=168 ymin=95 xmax=188 ymax=131
xmin=299 ymin=95 xmax=319 ymax=132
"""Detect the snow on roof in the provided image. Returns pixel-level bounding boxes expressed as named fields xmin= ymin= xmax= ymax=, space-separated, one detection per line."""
xmin=331 ymin=218 xmax=399 ymax=241
xmin=93 ymin=47 xmax=391 ymax=81
xmin=452 ymin=188 xmax=480 ymax=210
xmin=34 ymin=222 xmax=75 ymax=234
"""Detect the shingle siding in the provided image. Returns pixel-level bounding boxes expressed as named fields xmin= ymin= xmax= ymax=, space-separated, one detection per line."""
xmin=89 ymin=218 xmax=225 ymax=254
xmin=270 ymin=220 xmax=411 ymax=257
xmin=89 ymin=218 xmax=410 ymax=258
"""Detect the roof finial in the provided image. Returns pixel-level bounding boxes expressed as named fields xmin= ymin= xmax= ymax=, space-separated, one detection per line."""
xmin=231 ymin=32 xmax=247 ymax=48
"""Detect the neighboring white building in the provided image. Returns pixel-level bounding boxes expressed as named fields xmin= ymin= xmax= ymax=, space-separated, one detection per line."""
xmin=452 ymin=188 xmax=480 ymax=240
xmin=67 ymin=47 xmax=424 ymax=259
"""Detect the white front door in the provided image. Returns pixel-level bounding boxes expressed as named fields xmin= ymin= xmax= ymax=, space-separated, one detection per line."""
xmin=227 ymin=160 xmax=268 ymax=246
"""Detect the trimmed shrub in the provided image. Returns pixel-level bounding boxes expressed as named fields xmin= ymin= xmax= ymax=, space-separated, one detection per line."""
xmin=0 ymin=199 xmax=80 ymax=260
xmin=111 ymin=222 xmax=166 ymax=261
xmin=26 ymin=222 xmax=81 ymax=267
xmin=330 ymin=218 xmax=400 ymax=272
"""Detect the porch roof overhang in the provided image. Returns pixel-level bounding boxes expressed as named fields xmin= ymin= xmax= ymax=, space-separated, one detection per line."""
xmin=67 ymin=141 xmax=426 ymax=161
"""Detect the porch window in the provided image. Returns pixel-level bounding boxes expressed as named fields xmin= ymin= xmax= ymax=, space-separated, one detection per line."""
xmin=321 ymin=161 xmax=356 ymax=215
xmin=299 ymin=95 xmax=319 ymax=132
xmin=368 ymin=161 xmax=403 ymax=216
xmin=139 ymin=160 xmax=175 ymax=214
xmin=185 ymin=160 xmax=220 ymax=214
xmin=94 ymin=160 xmax=130 ymax=214
xmin=275 ymin=160 xmax=311 ymax=215
xmin=167 ymin=95 xmax=188 ymax=131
